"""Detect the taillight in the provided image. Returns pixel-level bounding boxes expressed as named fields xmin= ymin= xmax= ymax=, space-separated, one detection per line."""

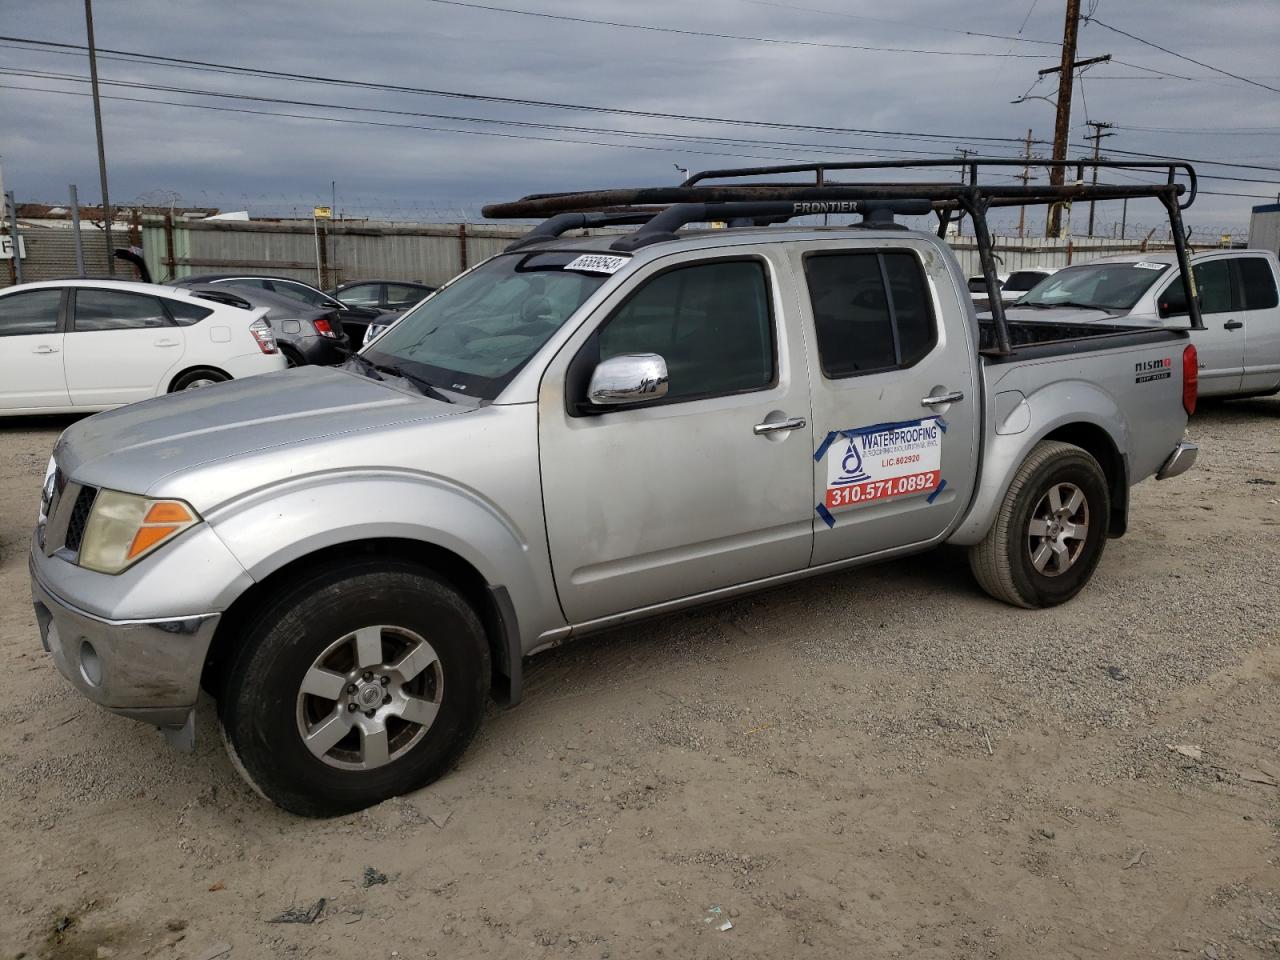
xmin=249 ymin=318 xmax=278 ymax=355
xmin=1182 ymin=344 xmax=1198 ymax=416
xmin=313 ymin=318 xmax=340 ymax=339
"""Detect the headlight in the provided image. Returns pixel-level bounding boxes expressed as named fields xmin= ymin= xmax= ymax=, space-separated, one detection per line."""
xmin=79 ymin=490 xmax=200 ymax=574
xmin=38 ymin=456 xmax=56 ymax=524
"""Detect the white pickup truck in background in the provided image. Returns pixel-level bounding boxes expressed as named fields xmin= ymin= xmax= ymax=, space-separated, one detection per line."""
xmin=1003 ymin=249 xmax=1280 ymax=398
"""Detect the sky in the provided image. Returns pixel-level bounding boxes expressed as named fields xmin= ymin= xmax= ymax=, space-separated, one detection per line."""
xmin=1 ymin=0 xmax=1278 ymax=238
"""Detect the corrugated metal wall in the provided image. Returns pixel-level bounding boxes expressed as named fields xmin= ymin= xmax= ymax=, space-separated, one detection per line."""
xmin=0 ymin=228 xmax=117 ymax=288
xmin=946 ymin=236 xmax=1182 ymax=276
xmin=137 ymin=217 xmax=1197 ymax=292
xmin=140 ymin=218 xmax=528 ymax=289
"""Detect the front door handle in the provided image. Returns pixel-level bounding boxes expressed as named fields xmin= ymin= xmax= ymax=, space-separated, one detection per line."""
xmin=921 ymin=390 xmax=964 ymax=407
xmin=32 ymin=345 xmax=59 ymax=354
xmin=154 ymin=338 xmax=180 ymax=347
xmin=1224 ymin=320 xmax=1243 ymax=331
xmin=753 ymin=416 xmax=807 ymax=436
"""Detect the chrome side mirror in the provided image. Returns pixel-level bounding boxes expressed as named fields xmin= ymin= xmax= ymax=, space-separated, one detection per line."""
xmin=588 ymin=353 xmax=668 ymax=406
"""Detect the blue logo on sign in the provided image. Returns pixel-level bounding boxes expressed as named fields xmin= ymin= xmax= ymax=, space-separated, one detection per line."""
xmin=831 ymin=440 xmax=870 ymax=486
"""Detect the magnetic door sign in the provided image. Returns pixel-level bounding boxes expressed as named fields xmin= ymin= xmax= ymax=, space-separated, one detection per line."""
xmin=824 ymin=417 xmax=942 ymax=509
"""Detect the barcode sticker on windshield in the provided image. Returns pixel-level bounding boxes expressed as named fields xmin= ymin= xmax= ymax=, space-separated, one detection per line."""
xmin=564 ymin=254 xmax=629 ymax=274
xmin=1133 ymin=261 xmax=1167 ymax=271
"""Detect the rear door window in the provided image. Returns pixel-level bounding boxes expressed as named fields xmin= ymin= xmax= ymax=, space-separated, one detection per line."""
xmin=268 ymin=280 xmax=326 ymax=307
xmin=73 ymin=289 xmax=171 ymax=331
xmin=386 ymin=283 xmax=429 ymax=308
xmin=805 ymin=250 xmax=938 ymax=378
xmin=337 ymin=283 xmax=383 ymax=307
xmin=1237 ymin=257 xmax=1279 ymax=310
xmin=0 ymin=289 xmax=61 ymax=336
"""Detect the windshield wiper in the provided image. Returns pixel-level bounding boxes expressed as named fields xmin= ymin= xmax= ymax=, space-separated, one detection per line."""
xmin=344 ymin=353 xmax=385 ymax=380
xmin=371 ymin=361 xmax=454 ymax=403
xmin=344 ymin=353 xmax=454 ymax=403
xmin=1023 ymin=301 xmax=1111 ymax=312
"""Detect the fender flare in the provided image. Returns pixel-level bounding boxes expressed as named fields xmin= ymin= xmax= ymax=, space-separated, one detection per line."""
xmin=948 ymin=380 xmax=1129 ymax=546
xmin=204 ymin=471 xmax=559 ymax=703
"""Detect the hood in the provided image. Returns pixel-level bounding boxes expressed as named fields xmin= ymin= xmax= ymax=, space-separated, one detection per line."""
xmin=56 ymin=366 xmax=464 ymax=496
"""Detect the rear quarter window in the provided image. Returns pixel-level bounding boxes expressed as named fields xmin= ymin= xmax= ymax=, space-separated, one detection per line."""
xmin=165 ymin=299 xmax=213 ymax=325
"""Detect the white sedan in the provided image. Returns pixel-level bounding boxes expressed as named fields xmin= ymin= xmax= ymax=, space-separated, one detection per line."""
xmin=0 ymin=279 xmax=287 ymax=415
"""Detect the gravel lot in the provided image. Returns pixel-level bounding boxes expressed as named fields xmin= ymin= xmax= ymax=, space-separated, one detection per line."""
xmin=1 ymin=399 xmax=1277 ymax=960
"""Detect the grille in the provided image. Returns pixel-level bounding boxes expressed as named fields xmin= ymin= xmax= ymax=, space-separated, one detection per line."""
xmin=64 ymin=486 xmax=97 ymax=554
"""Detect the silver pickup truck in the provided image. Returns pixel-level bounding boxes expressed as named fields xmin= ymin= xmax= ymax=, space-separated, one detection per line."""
xmin=30 ymin=160 xmax=1203 ymax=815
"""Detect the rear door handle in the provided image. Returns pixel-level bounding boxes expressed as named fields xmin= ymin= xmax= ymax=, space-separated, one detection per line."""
xmin=921 ymin=390 xmax=964 ymax=406
xmin=154 ymin=338 xmax=180 ymax=347
xmin=32 ymin=345 xmax=59 ymax=354
xmin=1223 ymin=320 xmax=1243 ymax=331
xmin=753 ymin=416 xmax=807 ymax=435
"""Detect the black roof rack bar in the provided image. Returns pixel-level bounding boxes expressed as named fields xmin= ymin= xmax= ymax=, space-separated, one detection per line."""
xmin=483 ymin=182 xmax=1183 ymax=220
xmin=608 ymin=199 xmax=934 ymax=251
xmin=681 ymin=157 xmax=1197 ymax=210
xmin=504 ymin=210 xmax=660 ymax=251
xmin=482 ymin=157 xmax=1204 ymax=357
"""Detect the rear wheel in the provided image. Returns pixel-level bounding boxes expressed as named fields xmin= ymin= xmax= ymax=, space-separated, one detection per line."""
xmin=218 ymin=560 xmax=489 ymax=816
xmin=968 ymin=440 xmax=1110 ymax=608
xmin=170 ymin=368 xmax=230 ymax=391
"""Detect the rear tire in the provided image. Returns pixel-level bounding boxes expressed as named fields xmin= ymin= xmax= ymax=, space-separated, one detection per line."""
xmin=170 ymin=368 xmax=230 ymax=391
xmin=968 ymin=440 xmax=1110 ymax=608
xmin=218 ymin=559 xmax=489 ymax=817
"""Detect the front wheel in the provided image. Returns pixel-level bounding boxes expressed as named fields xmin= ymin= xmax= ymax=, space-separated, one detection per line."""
xmin=968 ymin=440 xmax=1110 ymax=608
xmin=218 ymin=560 xmax=490 ymax=816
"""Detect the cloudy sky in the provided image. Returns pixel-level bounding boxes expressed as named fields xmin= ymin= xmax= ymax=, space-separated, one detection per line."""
xmin=1 ymin=0 xmax=1277 ymax=236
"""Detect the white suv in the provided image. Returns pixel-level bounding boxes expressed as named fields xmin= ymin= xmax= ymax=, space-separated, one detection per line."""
xmin=0 ymin=279 xmax=286 ymax=415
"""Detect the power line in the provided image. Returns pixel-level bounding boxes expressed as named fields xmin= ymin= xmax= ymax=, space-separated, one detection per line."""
xmin=4 ymin=60 xmax=1275 ymax=188
xmin=1083 ymin=16 xmax=1280 ymax=95
xmin=0 ymin=81 xmax=1033 ymax=174
xmin=420 ymin=0 xmax=1051 ymax=57
xmin=0 ymin=67 xmax=1026 ymax=165
xmin=736 ymin=0 xmax=1060 ymax=46
xmin=0 ymin=35 xmax=1045 ymax=147
xmin=1114 ymin=123 xmax=1280 ymax=136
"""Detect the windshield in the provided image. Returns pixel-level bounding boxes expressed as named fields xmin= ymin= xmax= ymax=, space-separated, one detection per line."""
xmin=362 ymin=251 xmax=611 ymax=399
xmin=1018 ymin=261 xmax=1169 ymax=311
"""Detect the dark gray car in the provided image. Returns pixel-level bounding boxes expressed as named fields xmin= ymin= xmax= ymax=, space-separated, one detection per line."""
xmin=179 ymin=284 xmax=349 ymax=367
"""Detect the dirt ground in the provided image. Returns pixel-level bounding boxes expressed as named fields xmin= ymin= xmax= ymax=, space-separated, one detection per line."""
xmin=1 ymin=399 xmax=1277 ymax=960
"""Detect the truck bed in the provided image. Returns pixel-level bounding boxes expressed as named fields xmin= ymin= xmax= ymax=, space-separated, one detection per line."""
xmin=977 ymin=318 xmax=1188 ymax=361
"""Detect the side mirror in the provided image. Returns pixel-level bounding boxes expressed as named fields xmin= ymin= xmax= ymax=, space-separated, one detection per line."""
xmin=588 ymin=353 xmax=668 ymax=406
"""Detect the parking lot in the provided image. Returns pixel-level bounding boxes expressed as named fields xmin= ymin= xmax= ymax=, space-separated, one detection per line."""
xmin=1 ymin=398 xmax=1277 ymax=960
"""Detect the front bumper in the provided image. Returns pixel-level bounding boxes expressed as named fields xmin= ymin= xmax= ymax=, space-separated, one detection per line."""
xmin=1156 ymin=440 xmax=1199 ymax=480
xmin=30 ymin=555 xmax=219 ymax=731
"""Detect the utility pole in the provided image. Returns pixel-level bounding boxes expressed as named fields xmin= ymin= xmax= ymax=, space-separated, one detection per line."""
xmin=1034 ymin=0 xmax=1110 ymax=237
xmin=1016 ymin=129 xmax=1035 ymax=239
xmin=85 ymin=0 xmax=114 ymax=274
xmin=1084 ymin=120 xmax=1115 ymax=236
xmin=955 ymin=147 xmax=976 ymax=183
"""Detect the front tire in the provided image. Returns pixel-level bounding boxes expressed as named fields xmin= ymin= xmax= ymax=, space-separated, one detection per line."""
xmin=218 ymin=559 xmax=489 ymax=816
xmin=968 ymin=440 xmax=1110 ymax=608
